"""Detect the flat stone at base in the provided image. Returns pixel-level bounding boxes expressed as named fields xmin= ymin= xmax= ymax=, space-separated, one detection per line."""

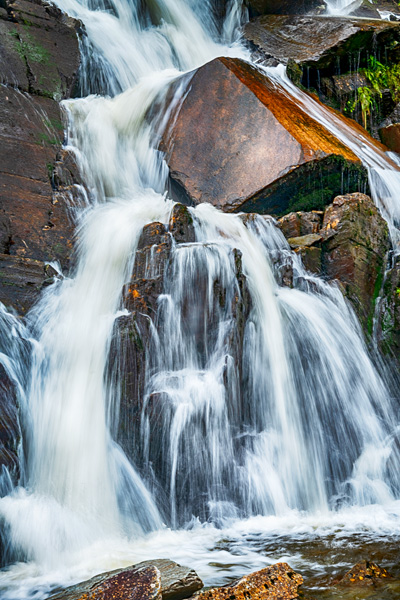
xmin=140 ymin=559 xmax=203 ymax=600
xmin=194 ymin=563 xmax=303 ymax=600
xmin=48 ymin=565 xmax=162 ymax=600
xmin=48 ymin=559 xmax=203 ymax=600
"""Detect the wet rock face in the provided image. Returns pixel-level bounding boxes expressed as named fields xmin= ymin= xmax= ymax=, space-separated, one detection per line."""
xmin=195 ymin=563 xmax=303 ymax=600
xmin=139 ymin=559 xmax=203 ymax=600
xmin=0 ymin=0 xmax=81 ymax=315
xmin=162 ymin=57 xmax=367 ymax=216
xmin=0 ymin=0 xmax=80 ymax=98
xmin=0 ymin=363 xmax=21 ymax=485
xmin=379 ymin=123 xmax=400 ymax=153
xmin=244 ymin=15 xmax=400 ymax=74
xmin=48 ymin=559 xmax=203 ymax=600
xmin=377 ymin=262 xmax=400 ymax=361
xmin=351 ymin=0 xmax=400 ymax=19
xmin=277 ymin=193 xmax=390 ymax=333
xmin=321 ymin=193 xmax=390 ymax=332
xmin=244 ymin=12 xmax=400 ymax=136
xmin=245 ymin=0 xmax=326 ymax=17
xmin=278 ymin=211 xmax=323 ymax=238
xmin=112 ymin=204 xmax=251 ymax=482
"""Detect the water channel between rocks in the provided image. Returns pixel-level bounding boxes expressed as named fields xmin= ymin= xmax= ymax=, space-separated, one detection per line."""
xmin=0 ymin=0 xmax=400 ymax=599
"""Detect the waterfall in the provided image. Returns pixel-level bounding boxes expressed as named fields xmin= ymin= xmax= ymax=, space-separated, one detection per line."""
xmin=0 ymin=0 xmax=400 ymax=597
xmin=140 ymin=205 xmax=399 ymax=528
xmin=325 ymin=0 xmax=363 ymax=15
xmin=265 ymin=65 xmax=400 ymax=252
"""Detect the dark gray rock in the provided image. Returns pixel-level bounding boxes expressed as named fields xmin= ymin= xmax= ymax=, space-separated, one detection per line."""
xmin=48 ymin=564 xmax=162 ymax=600
xmin=48 ymin=559 xmax=203 ymax=600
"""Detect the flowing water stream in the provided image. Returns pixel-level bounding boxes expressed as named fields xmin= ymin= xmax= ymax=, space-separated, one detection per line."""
xmin=325 ymin=0 xmax=363 ymax=16
xmin=0 ymin=0 xmax=400 ymax=598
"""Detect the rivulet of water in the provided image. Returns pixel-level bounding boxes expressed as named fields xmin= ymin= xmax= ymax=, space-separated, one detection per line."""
xmin=0 ymin=0 xmax=399 ymax=598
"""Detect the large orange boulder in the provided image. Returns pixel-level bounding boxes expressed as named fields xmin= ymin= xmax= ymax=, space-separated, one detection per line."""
xmin=162 ymin=57 xmax=367 ymax=216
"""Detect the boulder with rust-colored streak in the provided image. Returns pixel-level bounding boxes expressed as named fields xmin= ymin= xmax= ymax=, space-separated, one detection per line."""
xmin=194 ymin=563 xmax=303 ymax=600
xmin=244 ymin=13 xmax=400 ymax=133
xmin=321 ymin=193 xmax=390 ymax=333
xmin=162 ymin=57 xmax=367 ymax=216
xmin=48 ymin=560 xmax=202 ymax=600
xmin=48 ymin=564 xmax=162 ymax=600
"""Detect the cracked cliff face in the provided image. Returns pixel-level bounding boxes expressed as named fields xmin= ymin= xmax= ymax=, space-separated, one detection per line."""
xmin=0 ymin=0 xmax=83 ymax=316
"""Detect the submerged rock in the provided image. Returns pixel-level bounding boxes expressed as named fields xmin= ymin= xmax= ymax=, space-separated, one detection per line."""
xmin=48 ymin=559 xmax=203 ymax=600
xmin=162 ymin=57 xmax=366 ymax=216
xmin=194 ymin=563 xmax=303 ymax=600
xmin=337 ymin=560 xmax=393 ymax=586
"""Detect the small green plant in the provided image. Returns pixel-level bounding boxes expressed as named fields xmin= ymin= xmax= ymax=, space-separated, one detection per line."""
xmin=11 ymin=30 xmax=50 ymax=65
xmin=347 ymin=56 xmax=400 ymax=130
xmin=364 ymin=56 xmax=400 ymax=103
xmin=357 ymin=86 xmax=375 ymax=129
xmin=38 ymin=132 xmax=59 ymax=145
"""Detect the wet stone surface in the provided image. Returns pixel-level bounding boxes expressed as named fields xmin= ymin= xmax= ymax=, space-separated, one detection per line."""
xmin=193 ymin=563 xmax=303 ymax=600
xmin=48 ymin=560 xmax=203 ymax=600
xmin=48 ymin=565 xmax=162 ymax=600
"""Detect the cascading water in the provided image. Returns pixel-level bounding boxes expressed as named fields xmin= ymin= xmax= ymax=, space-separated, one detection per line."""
xmin=325 ymin=0 xmax=363 ymax=16
xmin=140 ymin=206 xmax=400 ymax=527
xmin=0 ymin=0 xmax=400 ymax=598
xmin=265 ymin=64 xmax=400 ymax=252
